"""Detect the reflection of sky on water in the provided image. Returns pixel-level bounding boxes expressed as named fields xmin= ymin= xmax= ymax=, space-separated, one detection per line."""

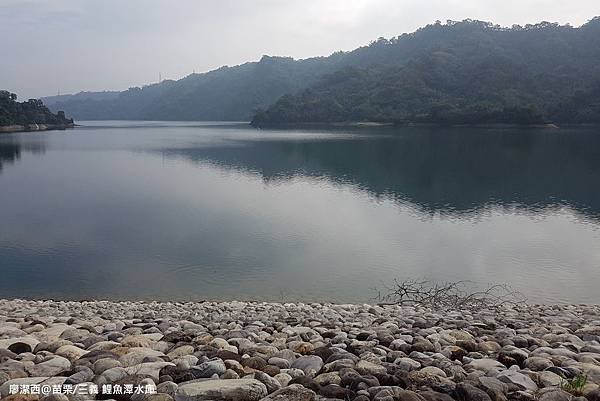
xmin=0 ymin=123 xmax=599 ymax=303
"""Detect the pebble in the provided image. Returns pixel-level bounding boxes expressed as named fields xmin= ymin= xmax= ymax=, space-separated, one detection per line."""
xmin=0 ymin=300 xmax=599 ymax=401
xmin=176 ymin=378 xmax=267 ymax=401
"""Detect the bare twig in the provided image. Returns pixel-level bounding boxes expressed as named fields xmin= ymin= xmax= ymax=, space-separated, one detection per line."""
xmin=375 ymin=278 xmax=527 ymax=311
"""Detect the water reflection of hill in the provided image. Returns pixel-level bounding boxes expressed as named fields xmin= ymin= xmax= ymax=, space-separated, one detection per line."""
xmin=0 ymin=142 xmax=21 ymax=172
xmin=161 ymin=127 xmax=600 ymax=220
xmin=0 ymin=138 xmax=45 ymax=172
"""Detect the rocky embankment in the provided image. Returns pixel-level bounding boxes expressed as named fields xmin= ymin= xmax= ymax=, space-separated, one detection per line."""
xmin=0 ymin=123 xmax=75 ymax=133
xmin=1 ymin=300 xmax=600 ymax=401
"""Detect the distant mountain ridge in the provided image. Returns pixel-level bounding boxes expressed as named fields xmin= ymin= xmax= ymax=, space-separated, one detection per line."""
xmin=43 ymin=55 xmax=342 ymax=121
xmin=43 ymin=18 xmax=600 ymax=125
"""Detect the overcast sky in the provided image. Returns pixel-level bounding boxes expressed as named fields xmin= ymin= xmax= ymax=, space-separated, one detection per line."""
xmin=1 ymin=0 xmax=598 ymax=100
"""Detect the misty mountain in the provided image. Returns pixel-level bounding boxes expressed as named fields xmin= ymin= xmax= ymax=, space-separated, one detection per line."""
xmin=43 ymin=18 xmax=600 ymax=124
xmin=43 ymin=56 xmax=342 ymax=121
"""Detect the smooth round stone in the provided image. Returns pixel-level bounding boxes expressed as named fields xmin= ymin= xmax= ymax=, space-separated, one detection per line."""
xmin=479 ymin=341 xmax=502 ymax=353
xmin=282 ymin=368 xmax=305 ymax=380
xmin=411 ymin=339 xmax=435 ymax=353
xmin=156 ymin=381 xmax=178 ymax=397
xmin=242 ymin=356 xmax=267 ymax=371
xmin=290 ymin=342 xmax=314 ymax=354
xmin=273 ymin=349 xmax=296 ymax=363
xmin=420 ymin=366 xmax=447 ymax=377
xmin=119 ymin=348 xmax=165 ymax=367
xmin=314 ymin=372 xmax=342 ymax=386
xmin=355 ymin=360 xmax=387 ymax=376
xmin=209 ymin=338 xmax=229 ymax=349
xmin=93 ymin=358 xmax=121 ymax=374
xmin=65 ymin=366 xmax=94 ymax=384
xmin=291 ymin=356 xmax=323 ymax=375
xmin=26 ymin=356 xmax=71 ymax=377
xmin=175 ymin=379 xmax=267 ymax=401
xmin=538 ymin=389 xmax=573 ymax=401
xmin=252 ymin=371 xmax=282 ymax=393
xmin=104 ymin=323 xmax=117 ymax=332
xmin=221 ymin=369 xmax=240 ymax=379
xmin=191 ymin=358 xmax=226 ymax=378
xmin=496 ymin=370 xmax=538 ymax=392
xmin=259 ymin=384 xmax=316 ymax=401
xmin=389 ymin=339 xmax=409 ymax=351
xmin=456 ymin=383 xmax=493 ymax=401
xmin=274 ymin=372 xmax=292 ymax=387
xmin=262 ymin=365 xmax=281 ymax=377
xmin=538 ymin=371 xmax=563 ymax=387
xmin=524 ymin=357 xmax=554 ymax=371
xmin=268 ymin=357 xmax=291 ymax=369
xmin=121 ymin=335 xmax=153 ymax=348
xmin=167 ymin=345 xmax=194 ymax=359
xmin=55 ymin=344 xmax=88 ymax=361
xmin=464 ymin=358 xmax=506 ymax=373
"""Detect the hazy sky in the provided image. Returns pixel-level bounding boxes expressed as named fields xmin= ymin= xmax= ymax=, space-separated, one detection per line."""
xmin=1 ymin=0 xmax=598 ymax=99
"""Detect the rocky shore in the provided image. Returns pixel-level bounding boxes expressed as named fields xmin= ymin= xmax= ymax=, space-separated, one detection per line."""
xmin=1 ymin=299 xmax=600 ymax=401
xmin=0 ymin=123 xmax=75 ymax=133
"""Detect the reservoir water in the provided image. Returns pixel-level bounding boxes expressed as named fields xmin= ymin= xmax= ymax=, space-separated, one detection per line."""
xmin=1 ymin=121 xmax=599 ymax=303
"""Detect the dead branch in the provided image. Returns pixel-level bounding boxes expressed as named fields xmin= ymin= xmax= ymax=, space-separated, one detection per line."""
xmin=375 ymin=278 xmax=527 ymax=311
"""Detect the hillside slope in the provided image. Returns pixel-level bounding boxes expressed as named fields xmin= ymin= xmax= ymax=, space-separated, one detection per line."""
xmin=43 ymin=18 xmax=600 ymax=124
xmin=253 ymin=18 xmax=600 ymax=126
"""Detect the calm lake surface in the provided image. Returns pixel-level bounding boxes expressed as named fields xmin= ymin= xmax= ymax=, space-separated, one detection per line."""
xmin=1 ymin=121 xmax=599 ymax=303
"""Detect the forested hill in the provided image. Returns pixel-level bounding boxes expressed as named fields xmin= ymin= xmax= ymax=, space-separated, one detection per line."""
xmin=43 ymin=18 xmax=600 ymax=125
xmin=1 ymin=91 xmax=73 ymax=129
xmin=253 ymin=18 xmax=600 ymax=126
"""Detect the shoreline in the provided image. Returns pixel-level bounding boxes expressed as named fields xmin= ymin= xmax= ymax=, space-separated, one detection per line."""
xmin=250 ymin=121 xmax=565 ymax=129
xmin=1 ymin=299 xmax=600 ymax=401
xmin=0 ymin=123 xmax=75 ymax=134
